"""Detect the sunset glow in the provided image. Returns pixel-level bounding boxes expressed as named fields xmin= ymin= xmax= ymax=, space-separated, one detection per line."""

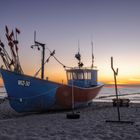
xmin=0 ymin=0 xmax=140 ymax=85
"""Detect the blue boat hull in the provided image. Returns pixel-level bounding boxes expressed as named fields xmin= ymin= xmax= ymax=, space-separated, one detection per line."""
xmin=0 ymin=69 xmax=61 ymax=112
xmin=0 ymin=69 xmax=103 ymax=112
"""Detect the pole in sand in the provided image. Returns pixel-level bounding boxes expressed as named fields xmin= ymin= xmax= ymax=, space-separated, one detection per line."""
xmin=66 ymin=73 xmax=80 ymax=119
xmin=106 ymin=57 xmax=134 ymax=124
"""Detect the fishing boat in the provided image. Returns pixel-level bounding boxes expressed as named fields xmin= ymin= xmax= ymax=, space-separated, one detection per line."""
xmin=0 ymin=26 xmax=103 ymax=113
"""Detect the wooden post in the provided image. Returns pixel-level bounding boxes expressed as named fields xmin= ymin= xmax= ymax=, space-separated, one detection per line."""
xmin=111 ymin=57 xmax=120 ymax=121
xmin=106 ymin=57 xmax=134 ymax=124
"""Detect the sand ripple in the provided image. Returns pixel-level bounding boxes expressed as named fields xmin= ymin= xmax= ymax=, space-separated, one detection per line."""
xmin=0 ymin=100 xmax=140 ymax=140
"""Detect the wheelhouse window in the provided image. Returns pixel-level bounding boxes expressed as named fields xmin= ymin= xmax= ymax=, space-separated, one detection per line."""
xmin=67 ymin=72 xmax=72 ymax=80
xmin=72 ymin=72 xmax=77 ymax=80
xmin=77 ymin=72 xmax=84 ymax=80
xmin=67 ymin=70 xmax=92 ymax=80
xmin=87 ymin=72 xmax=91 ymax=80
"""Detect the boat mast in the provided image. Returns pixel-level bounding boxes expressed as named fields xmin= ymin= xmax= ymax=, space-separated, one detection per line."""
xmin=91 ymin=41 xmax=94 ymax=68
xmin=35 ymin=41 xmax=45 ymax=79
xmin=31 ymin=31 xmax=45 ymax=79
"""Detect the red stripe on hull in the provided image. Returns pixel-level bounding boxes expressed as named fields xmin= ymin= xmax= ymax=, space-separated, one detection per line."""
xmin=56 ymin=84 xmax=103 ymax=108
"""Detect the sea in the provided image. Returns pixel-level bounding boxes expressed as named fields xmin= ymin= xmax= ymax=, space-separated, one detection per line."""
xmin=0 ymin=86 xmax=7 ymax=99
xmin=0 ymin=85 xmax=140 ymax=103
xmin=95 ymin=84 xmax=140 ymax=103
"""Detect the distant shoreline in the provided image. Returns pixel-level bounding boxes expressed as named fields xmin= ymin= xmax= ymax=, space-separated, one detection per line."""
xmin=105 ymin=84 xmax=140 ymax=86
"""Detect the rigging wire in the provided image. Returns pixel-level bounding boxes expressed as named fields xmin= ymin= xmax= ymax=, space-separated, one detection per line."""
xmin=34 ymin=47 xmax=72 ymax=77
xmin=46 ymin=46 xmax=72 ymax=68
xmin=52 ymin=55 xmax=72 ymax=69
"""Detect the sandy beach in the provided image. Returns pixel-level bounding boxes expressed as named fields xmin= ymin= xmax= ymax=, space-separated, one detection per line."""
xmin=0 ymin=100 xmax=140 ymax=140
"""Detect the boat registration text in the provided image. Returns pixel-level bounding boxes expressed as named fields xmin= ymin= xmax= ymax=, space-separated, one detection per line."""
xmin=18 ymin=80 xmax=30 ymax=87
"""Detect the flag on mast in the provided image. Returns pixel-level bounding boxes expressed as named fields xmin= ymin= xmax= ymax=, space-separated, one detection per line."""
xmin=5 ymin=26 xmax=9 ymax=34
xmin=16 ymin=28 xmax=20 ymax=34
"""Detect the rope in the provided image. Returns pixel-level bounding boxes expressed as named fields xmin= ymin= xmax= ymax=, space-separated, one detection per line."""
xmin=34 ymin=47 xmax=72 ymax=77
xmin=46 ymin=47 xmax=72 ymax=69
xmin=34 ymin=55 xmax=52 ymax=77
xmin=52 ymin=55 xmax=72 ymax=69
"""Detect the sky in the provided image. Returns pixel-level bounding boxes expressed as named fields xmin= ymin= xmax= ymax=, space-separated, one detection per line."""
xmin=0 ymin=0 xmax=140 ymax=85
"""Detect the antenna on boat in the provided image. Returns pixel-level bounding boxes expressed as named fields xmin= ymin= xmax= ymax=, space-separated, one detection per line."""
xmin=91 ymin=41 xmax=94 ymax=68
xmin=78 ymin=40 xmax=80 ymax=53
xmin=31 ymin=31 xmax=45 ymax=79
xmin=34 ymin=30 xmax=36 ymax=43
xmin=31 ymin=31 xmax=39 ymax=50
